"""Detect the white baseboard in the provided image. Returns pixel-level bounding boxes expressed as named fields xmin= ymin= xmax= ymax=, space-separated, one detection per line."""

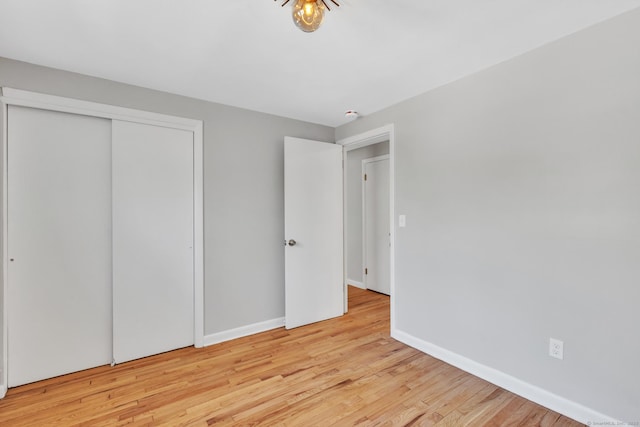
xmin=0 ymin=384 xmax=6 ymax=399
xmin=203 ymin=317 xmax=285 ymax=347
xmin=347 ymin=279 xmax=365 ymax=289
xmin=392 ymin=329 xmax=626 ymax=426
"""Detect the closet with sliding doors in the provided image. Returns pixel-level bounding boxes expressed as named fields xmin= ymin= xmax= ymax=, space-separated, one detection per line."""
xmin=1 ymin=88 xmax=203 ymax=390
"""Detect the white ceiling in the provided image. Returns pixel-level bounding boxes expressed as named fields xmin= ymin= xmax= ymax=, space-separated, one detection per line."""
xmin=1 ymin=0 xmax=639 ymax=127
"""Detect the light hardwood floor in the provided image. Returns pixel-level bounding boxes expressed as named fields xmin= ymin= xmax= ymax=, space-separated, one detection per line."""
xmin=0 ymin=287 xmax=583 ymax=426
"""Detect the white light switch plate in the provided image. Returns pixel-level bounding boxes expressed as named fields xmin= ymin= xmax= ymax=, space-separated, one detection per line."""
xmin=399 ymin=215 xmax=406 ymax=227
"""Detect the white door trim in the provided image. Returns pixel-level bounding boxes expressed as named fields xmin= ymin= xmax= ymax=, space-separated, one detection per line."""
xmin=362 ymin=155 xmax=390 ymax=292
xmin=0 ymin=87 xmax=200 ymax=131
xmin=337 ymin=124 xmax=396 ymax=333
xmin=1 ymin=95 xmax=7 ymax=399
xmin=0 ymin=88 xmax=205 ymax=396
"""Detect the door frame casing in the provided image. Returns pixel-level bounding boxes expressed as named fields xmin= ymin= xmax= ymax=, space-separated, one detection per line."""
xmin=0 ymin=88 xmax=205 ymax=397
xmin=337 ymin=124 xmax=396 ymax=333
xmin=362 ymin=155 xmax=390 ymax=293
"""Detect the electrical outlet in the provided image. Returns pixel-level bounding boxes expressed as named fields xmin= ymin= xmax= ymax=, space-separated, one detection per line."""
xmin=549 ymin=338 xmax=564 ymax=360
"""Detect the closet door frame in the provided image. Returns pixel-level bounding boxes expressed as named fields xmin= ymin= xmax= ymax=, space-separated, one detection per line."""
xmin=0 ymin=87 xmax=205 ymax=397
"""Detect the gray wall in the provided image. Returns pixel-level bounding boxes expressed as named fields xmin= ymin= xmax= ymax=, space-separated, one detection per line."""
xmin=345 ymin=141 xmax=389 ymax=284
xmin=0 ymin=57 xmax=334 ymax=340
xmin=336 ymin=8 xmax=640 ymax=422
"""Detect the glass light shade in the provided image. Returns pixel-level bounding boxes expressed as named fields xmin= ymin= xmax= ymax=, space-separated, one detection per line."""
xmin=292 ymin=0 xmax=325 ymax=33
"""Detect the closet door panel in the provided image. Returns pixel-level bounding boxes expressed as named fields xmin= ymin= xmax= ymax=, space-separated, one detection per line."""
xmin=112 ymin=120 xmax=194 ymax=364
xmin=7 ymin=106 xmax=112 ymax=387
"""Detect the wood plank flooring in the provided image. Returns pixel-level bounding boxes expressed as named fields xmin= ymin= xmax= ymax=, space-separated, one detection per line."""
xmin=0 ymin=287 xmax=583 ymax=426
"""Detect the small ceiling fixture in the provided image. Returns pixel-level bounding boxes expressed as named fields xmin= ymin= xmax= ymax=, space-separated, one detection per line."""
xmin=345 ymin=110 xmax=358 ymax=120
xmin=277 ymin=0 xmax=340 ymax=33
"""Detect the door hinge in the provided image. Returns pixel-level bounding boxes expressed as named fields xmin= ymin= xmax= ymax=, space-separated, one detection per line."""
xmin=364 ymin=174 xmax=367 ymax=181
xmin=365 ymin=268 xmax=368 ymax=275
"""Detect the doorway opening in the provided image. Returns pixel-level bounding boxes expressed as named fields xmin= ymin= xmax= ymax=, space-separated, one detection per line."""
xmin=338 ymin=125 xmax=395 ymax=331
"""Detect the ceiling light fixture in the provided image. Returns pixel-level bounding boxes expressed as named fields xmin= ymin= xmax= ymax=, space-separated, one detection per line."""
xmin=345 ymin=110 xmax=358 ymax=120
xmin=277 ymin=0 xmax=340 ymax=33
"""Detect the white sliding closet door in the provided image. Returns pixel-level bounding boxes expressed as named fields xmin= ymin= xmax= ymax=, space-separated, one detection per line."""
xmin=112 ymin=120 xmax=194 ymax=364
xmin=7 ymin=106 xmax=112 ymax=387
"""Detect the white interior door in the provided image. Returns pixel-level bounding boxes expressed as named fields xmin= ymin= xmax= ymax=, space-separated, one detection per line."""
xmin=284 ymin=137 xmax=343 ymax=329
xmin=112 ymin=120 xmax=194 ymax=364
xmin=364 ymin=157 xmax=390 ymax=295
xmin=7 ymin=106 xmax=112 ymax=387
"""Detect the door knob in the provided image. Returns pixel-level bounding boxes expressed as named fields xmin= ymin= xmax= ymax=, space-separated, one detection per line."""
xmin=288 ymin=239 xmax=297 ymax=246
